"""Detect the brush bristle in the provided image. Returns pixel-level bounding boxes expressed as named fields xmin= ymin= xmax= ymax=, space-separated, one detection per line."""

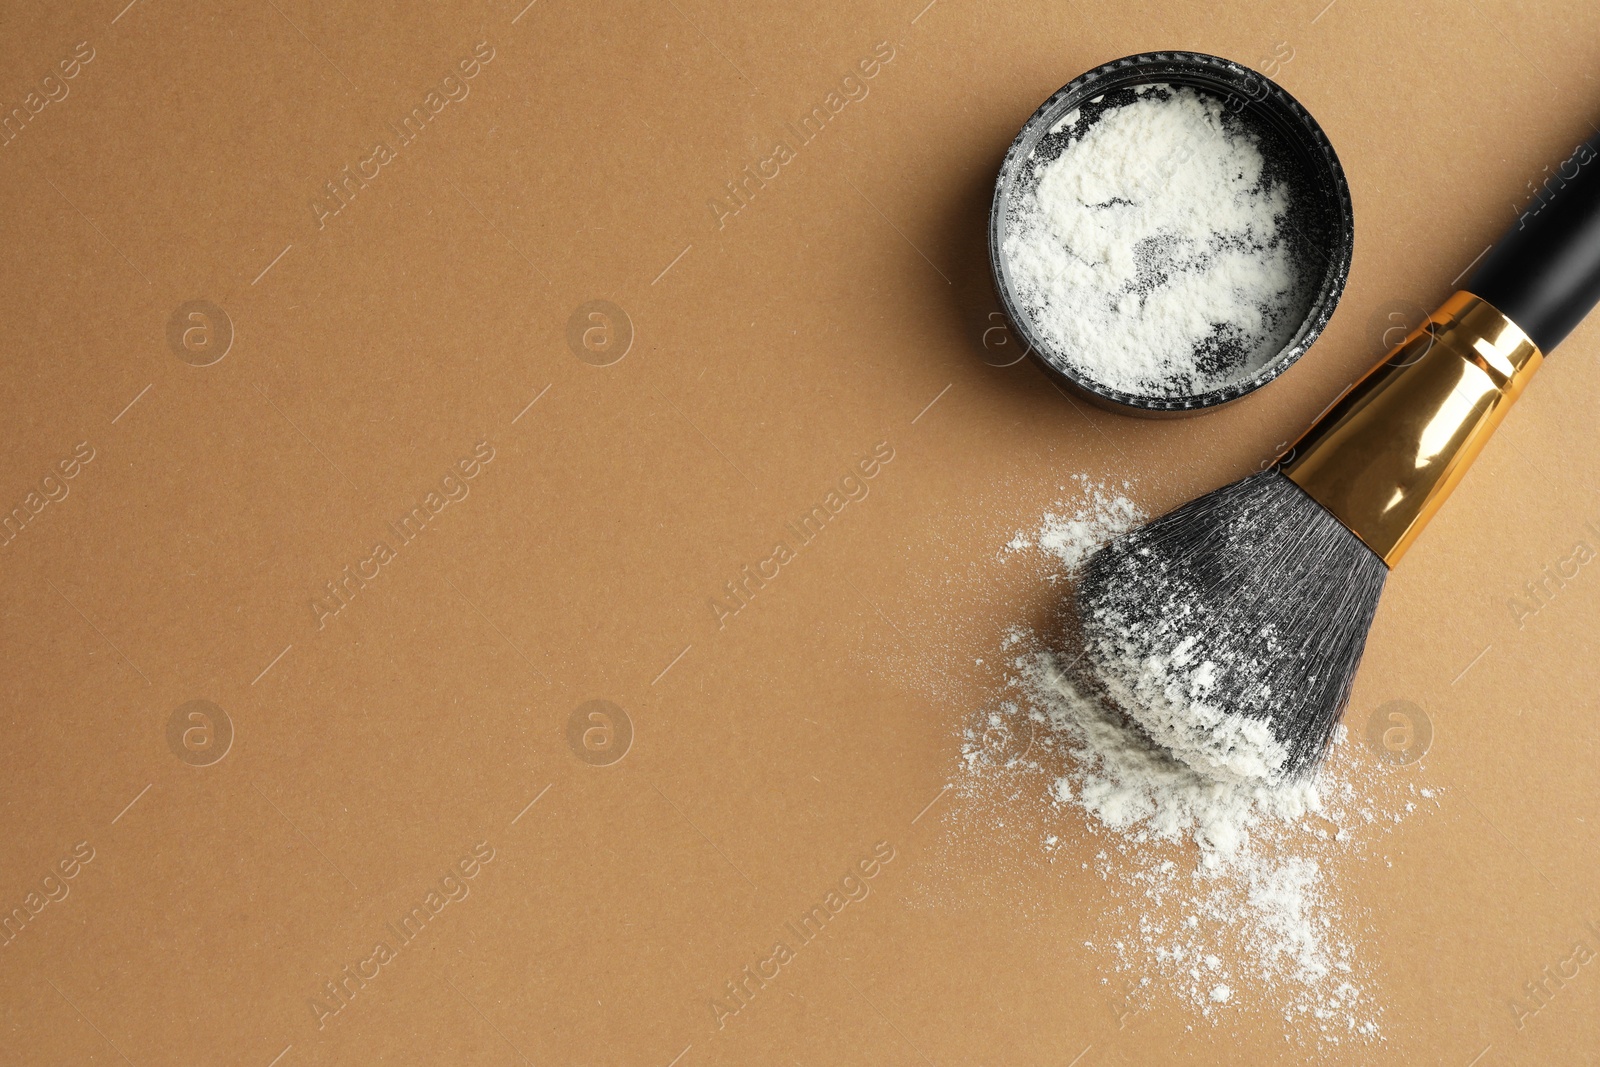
xmin=1073 ymin=470 xmax=1387 ymax=783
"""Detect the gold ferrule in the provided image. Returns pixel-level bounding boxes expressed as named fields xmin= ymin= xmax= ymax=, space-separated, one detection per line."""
xmin=1282 ymin=291 xmax=1543 ymax=565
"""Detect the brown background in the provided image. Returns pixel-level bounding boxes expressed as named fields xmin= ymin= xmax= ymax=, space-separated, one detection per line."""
xmin=3 ymin=0 xmax=1599 ymax=1063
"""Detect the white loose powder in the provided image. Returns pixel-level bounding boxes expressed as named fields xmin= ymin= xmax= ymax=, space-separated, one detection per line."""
xmin=933 ymin=482 xmax=1434 ymax=1043
xmin=1002 ymin=86 xmax=1302 ymax=397
xmin=1031 ymin=483 xmax=1143 ymax=573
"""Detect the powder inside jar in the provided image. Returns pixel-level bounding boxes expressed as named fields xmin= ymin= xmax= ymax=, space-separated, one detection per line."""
xmin=1001 ymin=85 xmax=1309 ymax=398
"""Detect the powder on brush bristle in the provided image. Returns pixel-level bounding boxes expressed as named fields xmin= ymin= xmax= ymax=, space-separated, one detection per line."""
xmin=1074 ymin=471 xmax=1388 ymax=783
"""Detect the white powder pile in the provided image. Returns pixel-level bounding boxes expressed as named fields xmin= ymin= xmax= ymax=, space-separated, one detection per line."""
xmin=946 ymin=483 xmax=1434 ymax=1042
xmin=1002 ymin=86 xmax=1302 ymax=398
xmin=1033 ymin=656 xmax=1319 ymax=863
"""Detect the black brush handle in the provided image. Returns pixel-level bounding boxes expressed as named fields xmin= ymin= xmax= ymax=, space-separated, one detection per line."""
xmin=1468 ymin=131 xmax=1600 ymax=354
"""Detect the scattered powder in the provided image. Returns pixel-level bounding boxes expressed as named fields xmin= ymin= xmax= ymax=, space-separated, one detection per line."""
xmin=1029 ymin=480 xmax=1143 ymax=573
xmin=946 ymin=482 xmax=1434 ymax=1042
xmin=1002 ymin=86 xmax=1303 ymax=398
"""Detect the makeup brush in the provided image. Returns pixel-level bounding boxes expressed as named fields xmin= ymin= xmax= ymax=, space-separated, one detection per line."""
xmin=1073 ymin=128 xmax=1600 ymax=785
